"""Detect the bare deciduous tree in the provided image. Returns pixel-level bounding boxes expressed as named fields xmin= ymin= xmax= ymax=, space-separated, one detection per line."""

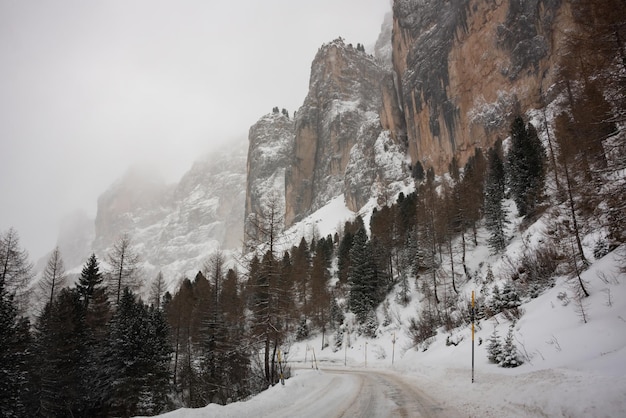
xmin=0 ymin=227 xmax=34 ymax=312
xmin=39 ymin=246 xmax=67 ymax=307
xmin=106 ymin=233 xmax=142 ymax=305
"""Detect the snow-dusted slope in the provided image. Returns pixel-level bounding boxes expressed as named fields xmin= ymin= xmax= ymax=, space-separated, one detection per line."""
xmin=150 ymin=190 xmax=626 ymax=417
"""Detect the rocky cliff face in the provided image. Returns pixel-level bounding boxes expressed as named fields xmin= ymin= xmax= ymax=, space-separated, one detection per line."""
xmin=245 ymin=112 xmax=294 ymax=240
xmin=284 ymin=38 xmax=391 ymax=225
xmin=246 ymin=0 xmax=576 ymax=243
xmin=390 ymin=0 xmax=572 ymax=173
xmin=91 ymin=143 xmax=247 ymax=289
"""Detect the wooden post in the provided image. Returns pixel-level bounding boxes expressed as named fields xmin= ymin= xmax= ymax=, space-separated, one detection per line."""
xmin=471 ymin=290 xmax=475 ymax=383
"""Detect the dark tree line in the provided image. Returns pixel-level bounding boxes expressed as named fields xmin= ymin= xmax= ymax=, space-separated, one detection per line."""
xmin=0 ymin=242 xmax=172 ymax=418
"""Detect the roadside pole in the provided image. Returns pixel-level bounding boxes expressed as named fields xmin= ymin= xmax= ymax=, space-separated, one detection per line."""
xmin=365 ymin=341 xmax=368 ymax=367
xmin=312 ymin=347 xmax=318 ymax=370
xmin=278 ymin=349 xmax=285 ymax=385
xmin=392 ymin=332 xmax=396 ymax=365
xmin=471 ymin=290 xmax=475 ymax=383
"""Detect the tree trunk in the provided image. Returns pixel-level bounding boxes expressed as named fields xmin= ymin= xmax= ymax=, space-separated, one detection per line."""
xmin=563 ymin=158 xmax=589 ymax=267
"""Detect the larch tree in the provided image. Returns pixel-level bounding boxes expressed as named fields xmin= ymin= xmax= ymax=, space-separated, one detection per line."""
xmin=245 ymin=191 xmax=288 ymax=387
xmin=417 ymin=169 xmax=441 ymax=305
xmin=150 ymin=271 xmax=166 ymax=309
xmin=106 ymin=233 xmax=142 ymax=305
xmin=39 ymin=246 xmax=67 ymax=307
xmin=164 ymin=278 xmax=196 ymax=405
xmin=0 ymin=228 xmax=34 ymax=312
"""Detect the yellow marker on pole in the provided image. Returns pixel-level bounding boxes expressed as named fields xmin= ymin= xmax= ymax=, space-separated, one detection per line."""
xmin=471 ymin=290 xmax=475 ymax=383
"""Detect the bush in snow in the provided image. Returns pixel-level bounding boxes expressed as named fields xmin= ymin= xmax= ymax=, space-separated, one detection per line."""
xmin=296 ymin=317 xmax=309 ymax=341
xmin=408 ymin=309 xmax=439 ymax=349
xmin=487 ymin=282 xmax=523 ymax=319
xmin=593 ymin=238 xmax=610 ymax=260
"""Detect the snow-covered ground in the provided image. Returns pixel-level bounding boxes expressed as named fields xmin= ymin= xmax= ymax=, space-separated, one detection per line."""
xmin=150 ymin=197 xmax=626 ymax=417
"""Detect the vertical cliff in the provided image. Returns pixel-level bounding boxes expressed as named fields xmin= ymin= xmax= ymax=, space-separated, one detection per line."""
xmin=391 ymin=0 xmax=572 ymax=173
xmin=244 ymin=112 xmax=294 ymax=239
xmin=284 ymin=38 xmax=389 ymax=226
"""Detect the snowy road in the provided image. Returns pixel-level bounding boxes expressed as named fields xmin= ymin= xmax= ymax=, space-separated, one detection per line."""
xmin=152 ymin=367 xmax=461 ymax=418
xmin=271 ymin=367 xmax=459 ymax=418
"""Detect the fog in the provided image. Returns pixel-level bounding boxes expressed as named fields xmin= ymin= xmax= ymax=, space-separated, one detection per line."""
xmin=0 ymin=0 xmax=390 ymax=262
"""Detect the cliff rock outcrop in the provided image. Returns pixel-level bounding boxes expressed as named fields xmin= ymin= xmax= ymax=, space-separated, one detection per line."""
xmin=285 ymin=39 xmax=390 ymax=225
xmin=390 ymin=0 xmax=571 ymax=173
xmin=245 ymin=112 xmax=294 ymax=239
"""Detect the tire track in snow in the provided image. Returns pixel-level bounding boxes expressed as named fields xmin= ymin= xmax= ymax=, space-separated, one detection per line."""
xmin=323 ymin=368 xmax=460 ymax=418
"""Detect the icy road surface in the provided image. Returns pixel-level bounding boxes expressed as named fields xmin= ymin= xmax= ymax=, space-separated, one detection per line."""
xmin=150 ymin=367 xmax=460 ymax=418
xmin=297 ymin=368 xmax=459 ymax=418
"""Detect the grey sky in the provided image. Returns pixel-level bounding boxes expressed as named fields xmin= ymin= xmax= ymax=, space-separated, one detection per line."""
xmin=0 ymin=0 xmax=390 ymax=262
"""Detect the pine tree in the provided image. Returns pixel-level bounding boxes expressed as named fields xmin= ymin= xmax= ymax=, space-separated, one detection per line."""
xmin=82 ymin=283 xmax=112 ymax=417
xmin=499 ymin=325 xmax=523 ymax=368
xmin=139 ymin=306 xmax=172 ymax=414
xmin=501 ymin=282 xmax=521 ymax=309
xmin=337 ymin=230 xmax=353 ymax=286
xmin=77 ymin=253 xmax=104 ymax=307
xmin=33 ymin=288 xmax=89 ymax=417
xmin=489 ymin=285 xmax=502 ymax=314
xmin=348 ymin=227 xmax=378 ymax=323
xmin=485 ymin=146 xmax=508 ymax=253
xmin=104 ymin=288 xmax=171 ymax=416
xmin=329 ymin=295 xmax=344 ymax=330
xmin=0 ymin=285 xmax=31 ymax=417
xmin=396 ymin=271 xmax=411 ymax=306
xmin=292 ymin=237 xmax=311 ymax=309
xmin=486 ymin=327 xmax=502 ymax=363
xmin=507 ymin=116 xmax=546 ymax=217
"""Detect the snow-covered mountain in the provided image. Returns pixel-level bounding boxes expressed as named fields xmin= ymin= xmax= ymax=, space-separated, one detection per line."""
xmin=82 ymin=142 xmax=247 ymax=290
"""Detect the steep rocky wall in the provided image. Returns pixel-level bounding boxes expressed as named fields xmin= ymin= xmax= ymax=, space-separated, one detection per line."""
xmin=244 ymin=112 xmax=294 ymax=239
xmin=285 ymin=39 xmax=388 ymax=225
xmin=391 ymin=0 xmax=572 ymax=173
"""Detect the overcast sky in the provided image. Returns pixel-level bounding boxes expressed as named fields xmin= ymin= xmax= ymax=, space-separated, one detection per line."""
xmin=0 ymin=0 xmax=390 ymax=262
